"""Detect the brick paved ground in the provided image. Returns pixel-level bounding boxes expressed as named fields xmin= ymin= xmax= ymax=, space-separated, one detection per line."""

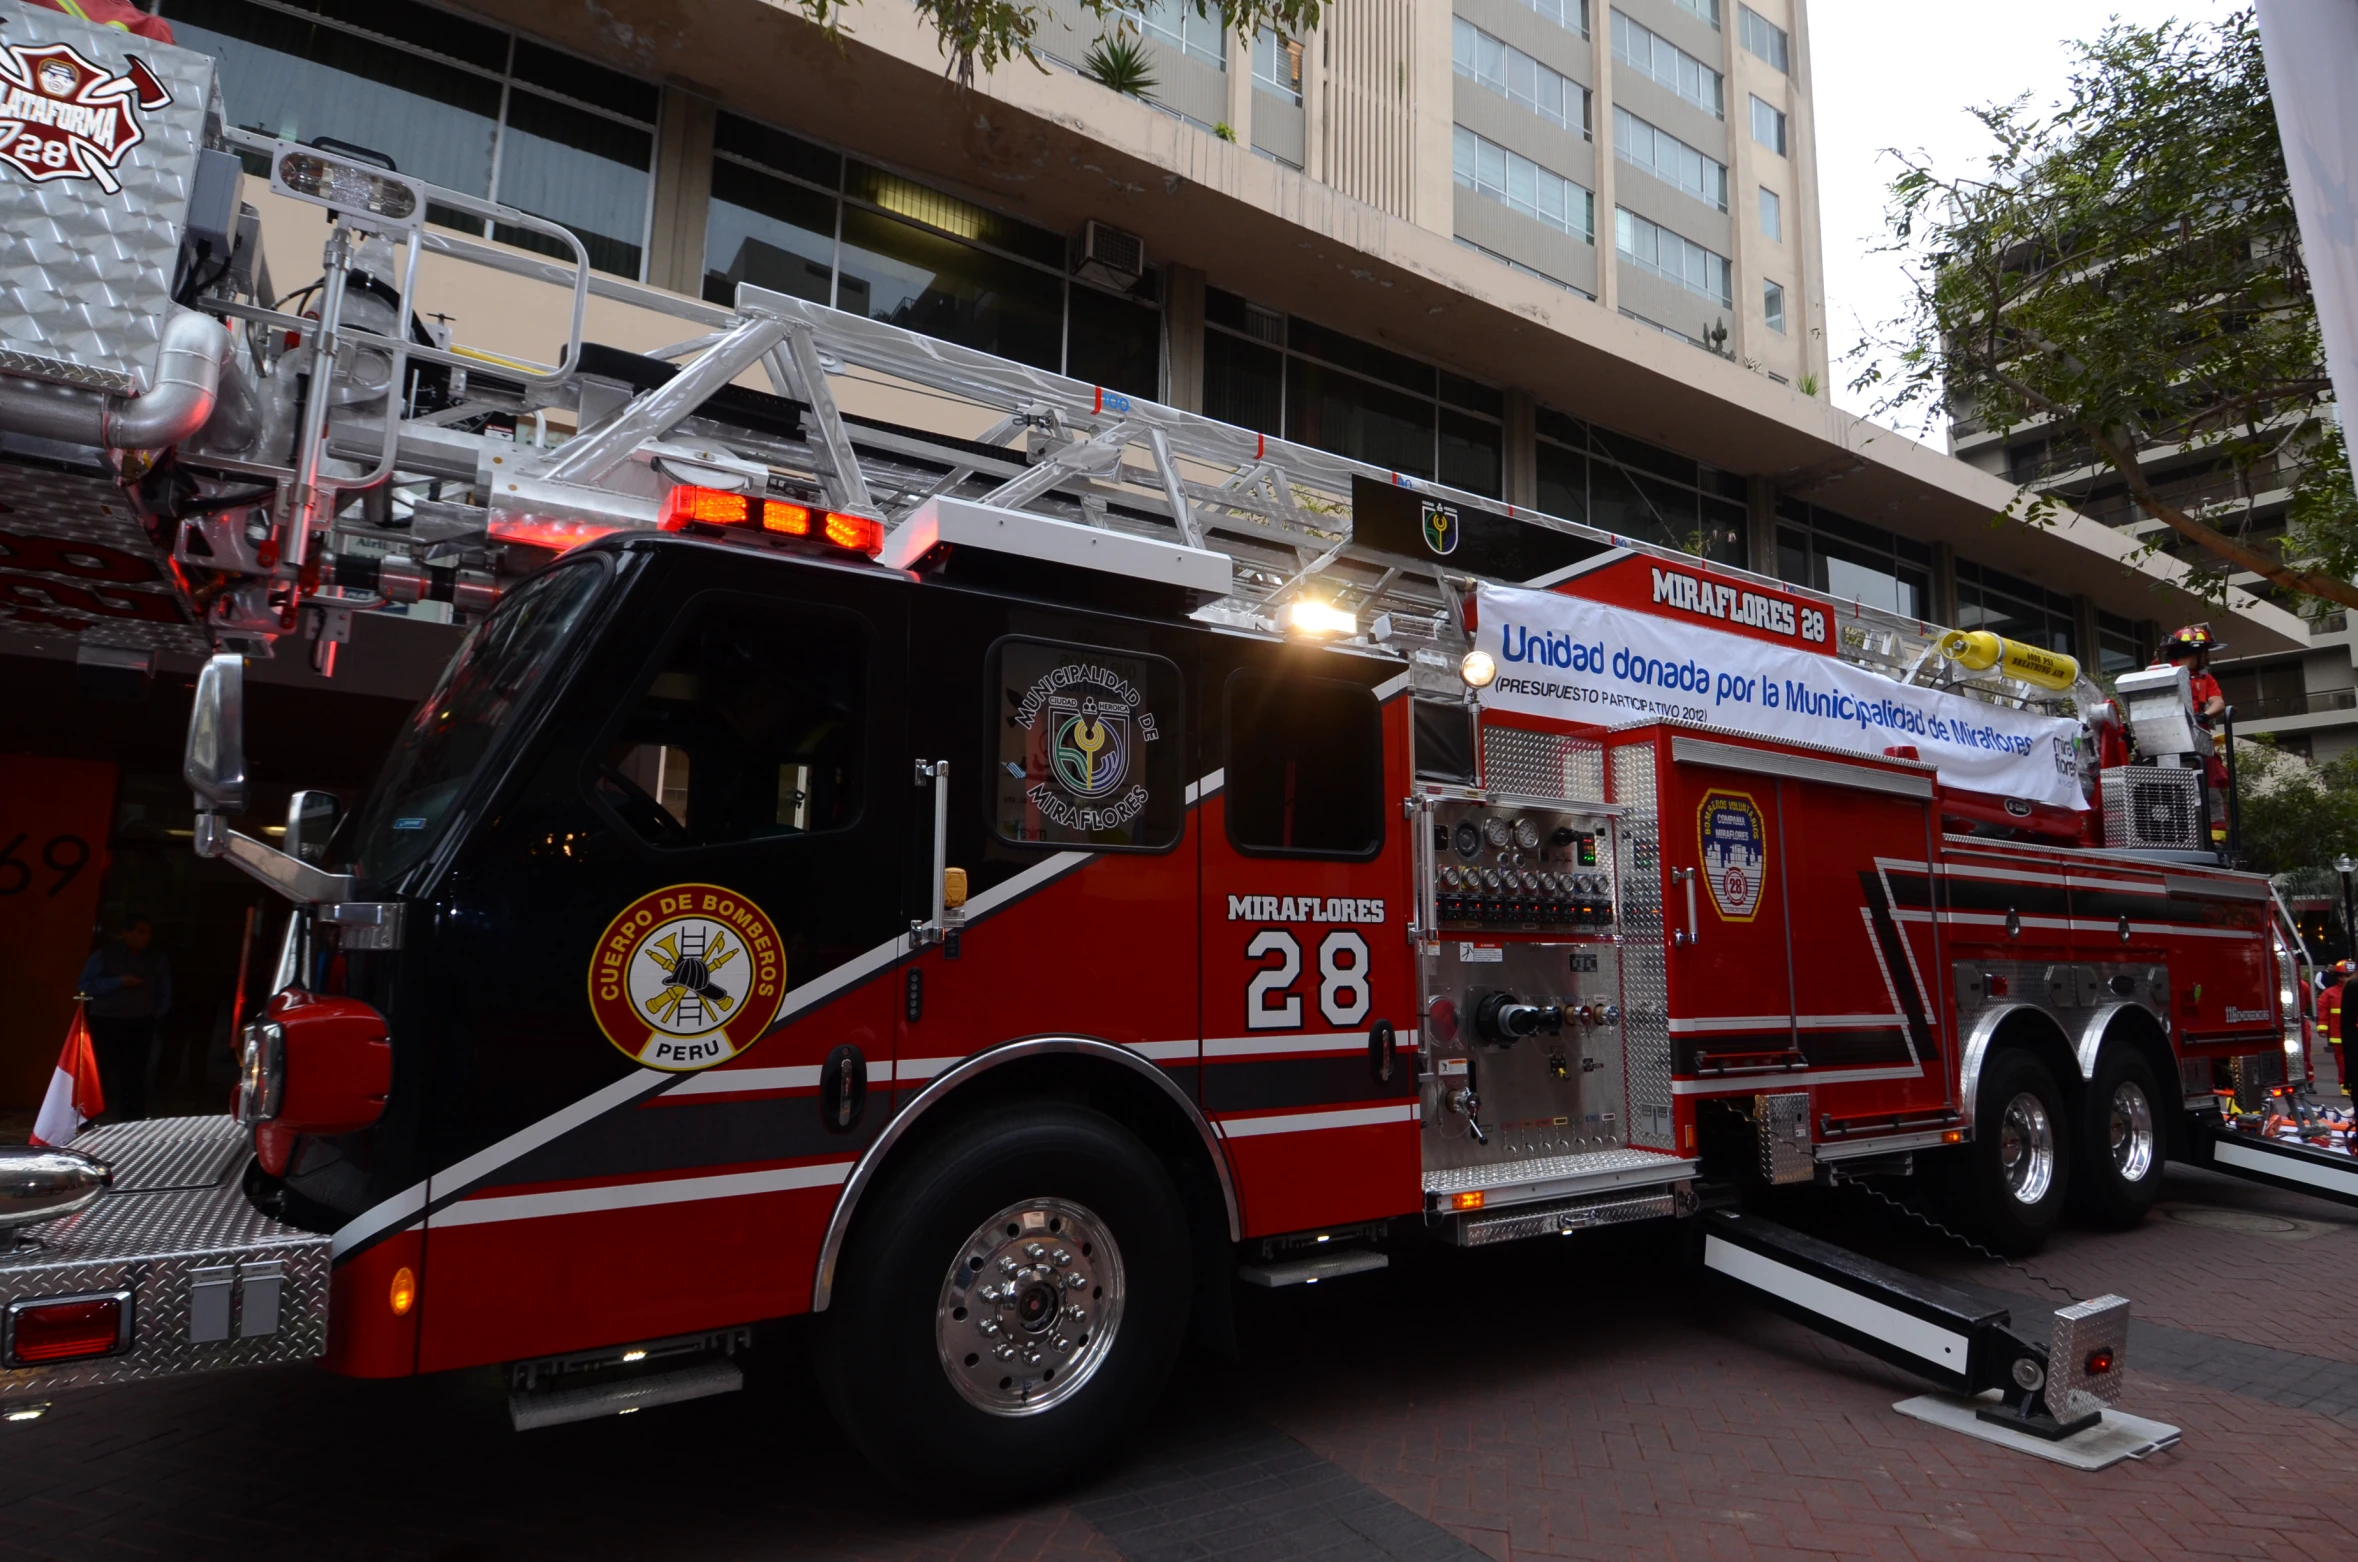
xmin=6 ymin=1081 xmax=2358 ymax=1559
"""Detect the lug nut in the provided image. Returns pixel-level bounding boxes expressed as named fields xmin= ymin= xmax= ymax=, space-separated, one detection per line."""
xmin=977 ymin=1319 xmax=1001 ymax=1337
xmin=1052 ymin=1249 xmax=1072 ymax=1267
xmin=1054 ymin=1336 xmax=1073 ymax=1352
xmin=994 ymin=1344 xmax=1017 ymax=1362
xmin=1064 ymin=1303 xmax=1087 ymax=1321
xmin=1023 ymin=1242 xmax=1046 ymax=1260
xmin=999 ymin=1256 xmax=1019 ymax=1273
xmin=1065 ymin=1272 xmax=1088 ymax=1289
xmin=1022 ymin=1348 xmax=1042 ymax=1366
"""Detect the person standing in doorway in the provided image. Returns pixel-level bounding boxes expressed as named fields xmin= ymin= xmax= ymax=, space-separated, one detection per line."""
xmin=77 ymin=913 xmax=172 ymax=1122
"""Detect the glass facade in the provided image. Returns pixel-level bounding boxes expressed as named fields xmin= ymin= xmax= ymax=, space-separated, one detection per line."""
xmin=1739 ymin=5 xmax=1789 ymax=71
xmin=1455 ymin=18 xmax=1590 ymax=135
xmin=1518 ymin=0 xmax=1589 ymax=35
xmin=1205 ymin=291 xmax=1505 ymax=495
xmin=1611 ymin=10 xmax=1723 ymax=117
xmin=1615 ymin=208 xmax=1731 ymax=306
xmin=1955 ymin=561 xmax=2078 ymax=655
xmin=163 ymin=0 xmax=656 ymax=277
xmin=1454 ymin=127 xmax=1596 ymax=242
xmin=1129 ymin=0 xmax=1225 ymax=66
xmin=1535 ymin=404 xmax=1749 ymax=562
xmin=703 ymin=113 xmax=1160 ymax=398
xmin=1775 ymin=499 xmax=1933 ymax=620
xmin=1614 ymin=106 xmax=1727 ymax=210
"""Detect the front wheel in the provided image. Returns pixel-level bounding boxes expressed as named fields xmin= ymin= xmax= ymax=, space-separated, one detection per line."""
xmin=2074 ymin=1046 xmax=2165 ymax=1228
xmin=1955 ymin=1048 xmax=2071 ymax=1254
xmin=811 ymin=1103 xmax=1191 ymax=1502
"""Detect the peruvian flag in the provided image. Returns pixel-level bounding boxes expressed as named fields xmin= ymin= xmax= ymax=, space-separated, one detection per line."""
xmin=29 ymin=1006 xmax=105 ymax=1148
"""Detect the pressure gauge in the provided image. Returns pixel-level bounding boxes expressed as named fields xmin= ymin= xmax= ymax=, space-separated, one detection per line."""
xmin=1483 ymin=816 xmax=1512 ymax=850
xmin=1440 ymin=866 xmax=1462 ymax=889
xmin=1513 ymin=817 xmax=1541 ymax=850
xmin=1453 ymin=821 xmax=1483 ymax=858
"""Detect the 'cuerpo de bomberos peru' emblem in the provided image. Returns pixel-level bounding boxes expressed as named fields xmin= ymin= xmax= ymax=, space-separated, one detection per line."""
xmin=0 ymin=36 xmax=171 ymax=192
xmin=588 ymin=885 xmax=788 ymax=1071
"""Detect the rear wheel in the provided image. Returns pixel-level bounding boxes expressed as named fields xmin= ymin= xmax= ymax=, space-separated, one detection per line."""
xmin=2075 ymin=1046 xmax=2165 ymax=1228
xmin=812 ymin=1103 xmax=1190 ymax=1502
xmin=1957 ymin=1048 xmax=2071 ymax=1254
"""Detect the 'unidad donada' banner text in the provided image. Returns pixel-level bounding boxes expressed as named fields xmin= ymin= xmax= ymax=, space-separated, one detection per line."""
xmin=1474 ymin=584 xmax=2085 ymax=810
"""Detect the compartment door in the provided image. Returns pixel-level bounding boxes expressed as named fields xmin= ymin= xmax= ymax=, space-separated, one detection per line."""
xmin=1663 ymin=758 xmax=1796 ymax=1074
xmin=1777 ymin=776 xmax=1951 ymax=1121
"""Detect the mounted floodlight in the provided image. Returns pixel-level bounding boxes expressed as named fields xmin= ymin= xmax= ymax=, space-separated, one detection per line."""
xmin=270 ymin=143 xmax=425 ymax=232
xmin=1282 ymin=599 xmax=1357 ymax=639
xmin=1460 ymin=649 xmax=1498 ymax=689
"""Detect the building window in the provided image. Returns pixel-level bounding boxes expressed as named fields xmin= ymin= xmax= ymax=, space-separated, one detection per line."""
xmin=2096 ymin=610 xmax=2147 ymax=677
xmin=702 ymin=112 xmax=1161 ymax=399
xmin=1518 ymin=0 xmax=1589 ymax=37
xmin=1455 ymin=237 xmax=1594 ymax=298
xmin=1672 ymin=0 xmax=1720 ymax=25
xmin=1253 ymin=28 xmax=1302 ymax=102
xmin=1763 ymin=279 xmax=1785 ymax=332
xmin=1453 ymin=126 xmax=1597 ymax=242
xmin=1611 ymin=10 xmax=1723 ymax=117
xmin=1454 ymin=17 xmax=1590 ymax=136
xmin=1739 ymin=5 xmax=1789 ymax=71
xmin=1615 ymin=208 xmax=1731 ymax=306
xmin=1535 ymin=403 xmax=1749 ymax=563
xmin=1955 ymin=562 xmax=2079 ymax=655
xmin=1750 ymin=94 xmax=1787 ymax=155
xmin=1224 ymin=671 xmax=1385 ymax=860
xmin=1758 ymin=185 xmax=1782 ymax=241
xmin=1205 ymin=289 xmax=1505 ymax=494
xmin=1613 ymin=106 xmax=1726 ymax=210
xmin=1128 ymin=0 xmax=1225 ymax=67
xmin=1774 ymin=500 xmax=1933 ymax=620
xmin=163 ymin=0 xmax=656 ymax=277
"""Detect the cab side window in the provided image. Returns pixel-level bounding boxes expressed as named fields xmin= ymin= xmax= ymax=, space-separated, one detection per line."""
xmin=1224 ymin=669 xmax=1385 ymax=859
xmin=595 ymin=595 xmax=865 ymax=848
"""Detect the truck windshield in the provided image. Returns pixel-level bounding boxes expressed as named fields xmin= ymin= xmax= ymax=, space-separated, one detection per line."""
xmin=350 ymin=557 xmax=609 ymax=884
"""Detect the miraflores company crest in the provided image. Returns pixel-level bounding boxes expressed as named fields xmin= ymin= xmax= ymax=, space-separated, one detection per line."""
xmin=0 ymin=38 xmax=171 ymax=192
xmin=1014 ymin=658 xmax=1160 ymax=832
xmin=588 ymin=885 xmax=789 ymax=1071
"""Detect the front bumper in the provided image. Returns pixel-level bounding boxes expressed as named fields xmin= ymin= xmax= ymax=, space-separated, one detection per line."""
xmin=1 ymin=1117 xmax=330 ymax=1397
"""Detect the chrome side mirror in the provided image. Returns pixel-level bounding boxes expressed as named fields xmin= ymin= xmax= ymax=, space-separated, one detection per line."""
xmin=184 ymin=653 xmax=249 ymax=814
xmin=284 ymin=790 xmax=342 ymax=866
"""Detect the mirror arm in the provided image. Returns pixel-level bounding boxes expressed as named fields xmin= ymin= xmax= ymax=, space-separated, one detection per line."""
xmin=195 ymin=813 xmax=358 ymax=904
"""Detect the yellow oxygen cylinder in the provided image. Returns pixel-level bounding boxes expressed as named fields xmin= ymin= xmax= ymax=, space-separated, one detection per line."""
xmin=1935 ymin=629 xmax=2080 ymax=692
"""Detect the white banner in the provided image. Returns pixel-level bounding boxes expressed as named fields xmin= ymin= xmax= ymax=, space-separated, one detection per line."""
xmin=1474 ymin=585 xmax=2087 ymax=810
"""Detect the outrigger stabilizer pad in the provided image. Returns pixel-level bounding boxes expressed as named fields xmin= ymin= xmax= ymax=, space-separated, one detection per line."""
xmin=1698 ymin=1210 xmax=2150 ymax=1445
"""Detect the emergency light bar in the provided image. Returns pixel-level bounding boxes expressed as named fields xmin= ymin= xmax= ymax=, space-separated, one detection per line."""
xmin=658 ymin=485 xmax=886 ymax=558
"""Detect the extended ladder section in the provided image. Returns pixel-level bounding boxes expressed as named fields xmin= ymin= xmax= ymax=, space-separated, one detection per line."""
xmin=90 ymin=126 xmax=2072 ymax=721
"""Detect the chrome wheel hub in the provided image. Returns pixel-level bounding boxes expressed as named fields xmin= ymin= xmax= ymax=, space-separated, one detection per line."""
xmin=1997 ymin=1090 xmax=2056 ymax=1205
xmin=936 ymin=1197 xmax=1123 ymax=1417
xmin=2108 ymin=1080 xmax=2156 ymax=1182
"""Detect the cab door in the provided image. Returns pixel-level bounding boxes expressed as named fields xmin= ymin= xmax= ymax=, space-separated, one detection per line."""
xmin=896 ymin=588 xmax=1201 ymax=1111
xmin=414 ymin=546 xmax=908 ymax=1372
xmin=1196 ymin=649 xmax=1421 ymax=1236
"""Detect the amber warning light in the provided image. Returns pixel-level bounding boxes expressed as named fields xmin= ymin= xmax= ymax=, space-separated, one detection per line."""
xmin=659 ymin=485 xmax=885 ymax=557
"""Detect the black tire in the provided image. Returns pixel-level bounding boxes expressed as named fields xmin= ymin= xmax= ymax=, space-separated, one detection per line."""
xmin=811 ymin=1103 xmax=1191 ymax=1503
xmin=2074 ymin=1046 xmax=2166 ymax=1228
xmin=1954 ymin=1048 xmax=2072 ymax=1255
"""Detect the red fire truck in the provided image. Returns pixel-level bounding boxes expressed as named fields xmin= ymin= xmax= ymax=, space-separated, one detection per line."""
xmin=1 ymin=0 xmax=2350 ymax=1495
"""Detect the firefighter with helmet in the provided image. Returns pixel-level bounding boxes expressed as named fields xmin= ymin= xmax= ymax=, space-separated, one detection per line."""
xmin=2152 ymin=625 xmax=2230 ymax=843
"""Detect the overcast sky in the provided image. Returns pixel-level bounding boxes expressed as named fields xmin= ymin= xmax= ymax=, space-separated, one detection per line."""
xmin=1808 ymin=0 xmax=2230 ymax=440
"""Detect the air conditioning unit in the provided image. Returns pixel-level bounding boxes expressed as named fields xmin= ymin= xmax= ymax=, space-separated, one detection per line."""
xmin=2100 ymin=765 xmax=2205 ymax=852
xmin=1074 ymin=220 xmax=1145 ymax=291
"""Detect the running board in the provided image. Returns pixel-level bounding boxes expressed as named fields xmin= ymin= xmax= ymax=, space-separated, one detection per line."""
xmin=2190 ymin=1123 xmax=2358 ymax=1208
xmin=1700 ymin=1210 xmax=2133 ymax=1438
xmin=509 ymin=1356 xmax=743 ymax=1430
